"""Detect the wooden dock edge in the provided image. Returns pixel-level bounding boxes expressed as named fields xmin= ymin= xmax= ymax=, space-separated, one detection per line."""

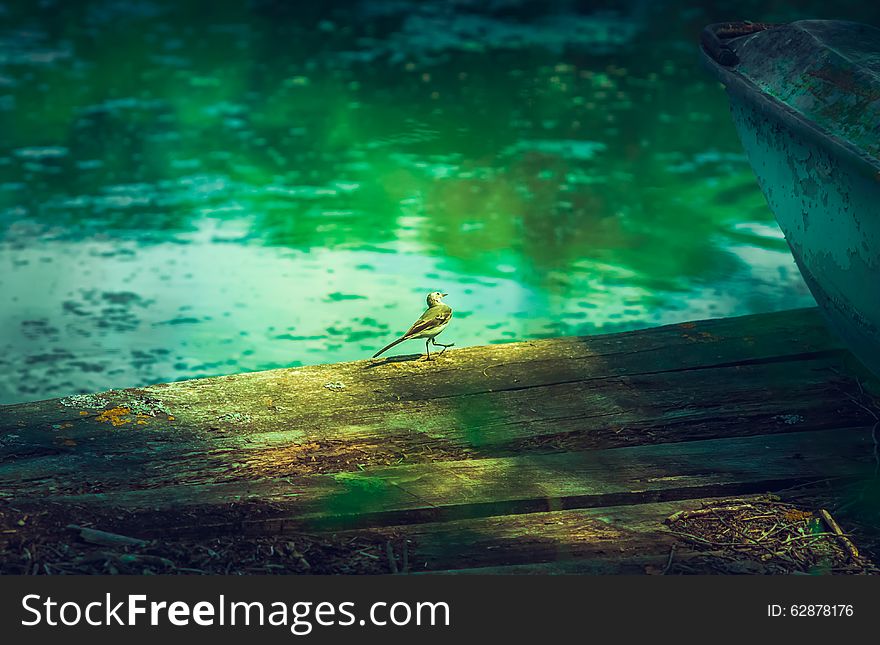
xmin=2 ymin=307 xmax=879 ymax=574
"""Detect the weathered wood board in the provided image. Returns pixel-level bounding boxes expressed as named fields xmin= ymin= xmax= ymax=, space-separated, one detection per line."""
xmin=12 ymin=425 xmax=873 ymax=531
xmin=1 ymin=307 xmax=878 ymax=574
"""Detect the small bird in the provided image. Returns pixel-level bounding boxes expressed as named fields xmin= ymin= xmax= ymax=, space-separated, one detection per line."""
xmin=373 ymin=291 xmax=454 ymax=360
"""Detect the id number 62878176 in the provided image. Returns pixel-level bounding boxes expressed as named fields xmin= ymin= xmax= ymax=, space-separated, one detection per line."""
xmin=768 ymin=604 xmax=854 ymax=617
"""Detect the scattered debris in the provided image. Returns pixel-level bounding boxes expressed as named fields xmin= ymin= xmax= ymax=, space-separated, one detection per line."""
xmin=1 ymin=501 xmax=401 ymax=575
xmin=66 ymin=524 xmax=148 ymax=548
xmin=661 ymin=543 xmax=677 ymax=575
xmin=384 ymin=540 xmax=411 ymax=574
xmin=665 ymin=496 xmax=875 ymax=574
xmin=386 ymin=540 xmax=398 ymax=574
xmin=76 ymin=552 xmax=175 ymax=570
xmin=819 ymin=508 xmax=862 ymax=562
xmin=222 ymin=437 xmax=470 ymax=482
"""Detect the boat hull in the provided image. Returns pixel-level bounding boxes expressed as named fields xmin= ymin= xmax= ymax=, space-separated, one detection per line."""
xmin=700 ymin=20 xmax=880 ymax=377
xmin=729 ymin=97 xmax=880 ymax=376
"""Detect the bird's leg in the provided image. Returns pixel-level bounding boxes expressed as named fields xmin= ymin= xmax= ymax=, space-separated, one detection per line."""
xmin=431 ymin=338 xmax=454 ymax=354
xmin=424 ymin=339 xmax=433 ymax=361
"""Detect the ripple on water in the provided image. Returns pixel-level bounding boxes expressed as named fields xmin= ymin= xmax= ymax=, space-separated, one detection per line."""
xmin=0 ymin=0 xmax=835 ymax=404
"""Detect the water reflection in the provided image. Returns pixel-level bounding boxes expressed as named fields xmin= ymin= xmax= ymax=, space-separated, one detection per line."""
xmin=3 ymin=0 xmax=874 ymax=404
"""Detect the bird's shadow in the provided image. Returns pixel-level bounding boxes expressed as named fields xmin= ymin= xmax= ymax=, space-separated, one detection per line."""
xmin=363 ymin=353 xmax=428 ymax=369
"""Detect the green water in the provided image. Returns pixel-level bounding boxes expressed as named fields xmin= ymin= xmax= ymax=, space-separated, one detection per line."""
xmin=1 ymin=0 xmax=877 ymax=405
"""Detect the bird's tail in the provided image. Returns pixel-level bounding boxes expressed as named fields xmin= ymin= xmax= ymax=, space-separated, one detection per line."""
xmin=373 ymin=336 xmax=406 ymax=358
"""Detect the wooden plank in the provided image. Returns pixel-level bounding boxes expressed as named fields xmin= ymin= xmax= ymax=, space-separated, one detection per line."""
xmin=1 ymin=309 xmax=874 ymax=496
xmin=338 ymin=499 xmax=701 ymax=573
xmin=0 ymin=308 xmax=848 ymax=445
xmin=0 ymin=357 xmax=870 ymax=494
xmin=13 ymin=426 xmax=874 ymax=533
xmin=0 ymin=493 xmax=753 ymax=575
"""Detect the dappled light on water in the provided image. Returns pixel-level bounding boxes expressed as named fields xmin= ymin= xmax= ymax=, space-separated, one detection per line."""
xmin=4 ymin=0 xmax=873 ymax=403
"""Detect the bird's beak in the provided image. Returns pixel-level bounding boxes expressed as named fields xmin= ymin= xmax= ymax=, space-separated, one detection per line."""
xmin=442 ymin=293 xmax=448 ymax=297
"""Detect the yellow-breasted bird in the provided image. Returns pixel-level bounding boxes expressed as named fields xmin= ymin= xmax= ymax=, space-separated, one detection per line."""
xmin=373 ymin=291 xmax=454 ymax=360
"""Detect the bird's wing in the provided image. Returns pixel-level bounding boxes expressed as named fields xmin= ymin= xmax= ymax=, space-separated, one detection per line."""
xmin=402 ymin=305 xmax=452 ymax=338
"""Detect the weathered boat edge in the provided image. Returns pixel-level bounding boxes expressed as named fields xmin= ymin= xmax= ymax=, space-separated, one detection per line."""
xmin=700 ymin=22 xmax=880 ymax=180
xmin=701 ymin=20 xmax=880 ymax=378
